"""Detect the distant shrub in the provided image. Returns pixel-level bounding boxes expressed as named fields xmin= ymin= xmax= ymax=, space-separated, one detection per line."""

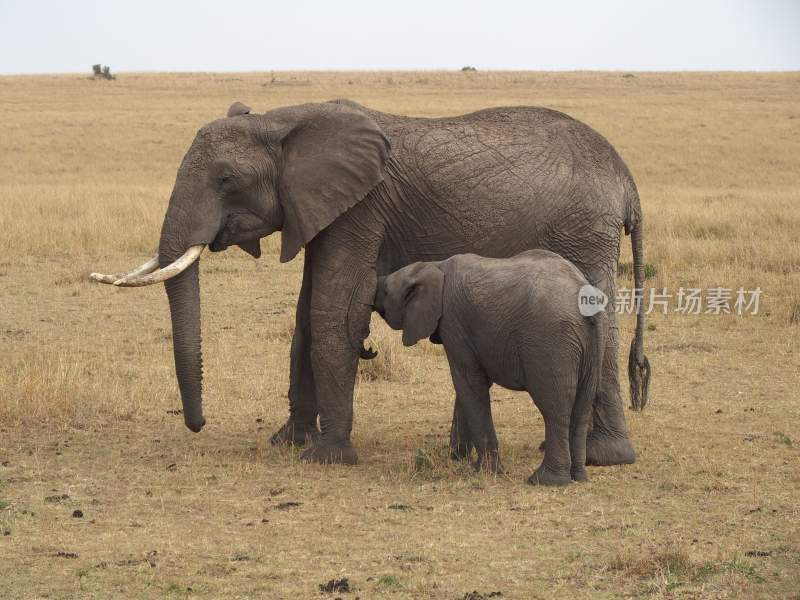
xmin=461 ymin=66 xmax=477 ymax=72
xmin=91 ymin=64 xmax=115 ymax=80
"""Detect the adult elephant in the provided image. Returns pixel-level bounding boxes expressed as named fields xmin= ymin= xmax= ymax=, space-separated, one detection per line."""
xmin=91 ymin=99 xmax=650 ymax=466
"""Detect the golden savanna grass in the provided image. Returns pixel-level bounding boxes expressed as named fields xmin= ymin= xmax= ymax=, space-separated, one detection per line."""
xmin=0 ymin=71 xmax=799 ymax=599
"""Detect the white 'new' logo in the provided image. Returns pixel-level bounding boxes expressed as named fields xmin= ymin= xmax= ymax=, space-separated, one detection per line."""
xmin=578 ymin=285 xmax=608 ymax=316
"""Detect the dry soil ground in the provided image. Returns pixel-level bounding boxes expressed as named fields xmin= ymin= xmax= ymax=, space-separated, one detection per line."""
xmin=0 ymin=71 xmax=799 ymax=599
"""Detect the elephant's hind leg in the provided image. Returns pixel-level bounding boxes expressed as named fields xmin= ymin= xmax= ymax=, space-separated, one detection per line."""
xmin=525 ymin=357 xmax=575 ymax=486
xmin=528 ymin=402 xmax=574 ymax=486
xmin=569 ymin=385 xmax=592 ymax=483
xmin=584 ymin=273 xmax=636 ymax=466
xmin=586 ymin=309 xmax=636 ymax=466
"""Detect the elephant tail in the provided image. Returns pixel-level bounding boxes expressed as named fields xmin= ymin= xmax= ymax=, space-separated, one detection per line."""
xmin=578 ymin=311 xmax=608 ymax=424
xmin=627 ymin=216 xmax=651 ymax=410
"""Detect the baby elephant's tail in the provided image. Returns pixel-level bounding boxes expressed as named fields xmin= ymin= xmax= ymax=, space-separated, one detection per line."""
xmin=577 ymin=312 xmax=608 ymax=423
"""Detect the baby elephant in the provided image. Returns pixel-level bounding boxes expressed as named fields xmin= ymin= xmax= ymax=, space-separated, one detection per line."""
xmin=374 ymin=250 xmax=608 ymax=485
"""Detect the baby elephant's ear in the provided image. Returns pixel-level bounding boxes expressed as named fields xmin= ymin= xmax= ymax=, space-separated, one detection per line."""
xmin=227 ymin=101 xmax=251 ymax=117
xmin=401 ymin=263 xmax=444 ymax=347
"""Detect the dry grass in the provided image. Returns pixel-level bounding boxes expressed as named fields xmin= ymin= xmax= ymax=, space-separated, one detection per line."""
xmin=1 ymin=71 xmax=799 ymax=599
xmin=358 ymin=318 xmax=409 ymax=383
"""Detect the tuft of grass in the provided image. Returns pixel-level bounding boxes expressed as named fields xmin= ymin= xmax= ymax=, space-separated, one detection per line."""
xmin=617 ymin=262 xmax=657 ymax=279
xmin=773 ymin=432 xmax=793 ymax=447
xmin=413 ymin=448 xmax=434 ymax=471
xmin=269 ymin=313 xmax=296 ymax=343
xmin=693 ymin=557 xmax=767 ymax=584
xmin=610 ymin=546 xmax=767 ymax=590
xmin=788 ymin=298 xmax=800 ymax=325
xmin=377 ymin=575 xmax=403 ymax=588
xmin=609 ymin=547 xmax=694 ymax=580
xmin=718 ymin=557 xmax=766 ymax=583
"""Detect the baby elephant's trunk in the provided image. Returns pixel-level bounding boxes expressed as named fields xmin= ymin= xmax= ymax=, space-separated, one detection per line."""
xmin=360 ymin=344 xmax=378 ymax=360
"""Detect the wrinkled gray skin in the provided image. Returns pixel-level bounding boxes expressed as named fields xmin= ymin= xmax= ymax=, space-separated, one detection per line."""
xmin=157 ymin=99 xmax=649 ymax=466
xmin=374 ymin=251 xmax=608 ymax=485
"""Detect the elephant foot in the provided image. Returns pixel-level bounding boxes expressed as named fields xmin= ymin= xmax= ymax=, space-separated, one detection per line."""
xmin=473 ymin=451 xmax=504 ymax=475
xmin=450 ymin=440 xmax=474 ymax=461
xmin=586 ymin=431 xmax=636 ymax=466
xmin=527 ymin=464 xmax=571 ymax=486
xmin=449 ymin=427 xmax=474 ymax=461
xmin=570 ymin=467 xmax=589 ymax=483
xmin=269 ymin=418 xmax=320 ymax=446
xmin=299 ymin=440 xmax=359 ymax=465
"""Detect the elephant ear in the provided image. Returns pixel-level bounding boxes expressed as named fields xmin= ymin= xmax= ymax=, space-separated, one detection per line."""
xmin=400 ymin=263 xmax=444 ymax=347
xmin=227 ymin=101 xmax=251 ymax=117
xmin=276 ymin=104 xmax=390 ymax=263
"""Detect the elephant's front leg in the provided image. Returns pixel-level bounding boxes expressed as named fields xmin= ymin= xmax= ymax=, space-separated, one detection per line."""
xmin=270 ymin=259 xmax=321 ymax=446
xmin=298 ymin=238 xmax=377 ymax=465
xmin=449 ymin=396 xmax=475 ymax=461
xmin=448 ymin=363 xmax=502 ymax=474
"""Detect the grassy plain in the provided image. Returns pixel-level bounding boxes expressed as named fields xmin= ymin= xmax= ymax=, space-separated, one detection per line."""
xmin=0 ymin=71 xmax=799 ymax=599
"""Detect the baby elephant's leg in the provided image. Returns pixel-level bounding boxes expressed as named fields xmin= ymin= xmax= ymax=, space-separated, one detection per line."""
xmin=569 ymin=401 xmax=592 ymax=482
xmin=528 ymin=385 xmax=575 ymax=486
xmin=449 ymin=366 xmax=503 ymax=474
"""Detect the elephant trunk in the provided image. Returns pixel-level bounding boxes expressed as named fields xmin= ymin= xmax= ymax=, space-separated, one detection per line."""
xmin=163 ymin=257 xmax=205 ymax=432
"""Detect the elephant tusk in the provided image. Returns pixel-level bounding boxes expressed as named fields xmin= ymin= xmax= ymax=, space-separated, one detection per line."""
xmin=90 ymin=255 xmax=160 ymax=285
xmin=112 ymin=245 xmax=205 ymax=287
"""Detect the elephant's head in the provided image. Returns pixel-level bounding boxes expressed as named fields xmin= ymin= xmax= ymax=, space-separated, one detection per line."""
xmin=91 ymin=101 xmax=390 ymax=432
xmin=375 ymin=262 xmax=444 ymax=347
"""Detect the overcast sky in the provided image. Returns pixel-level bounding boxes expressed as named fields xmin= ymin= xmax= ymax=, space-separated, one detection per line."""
xmin=1 ymin=0 xmax=798 ymax=74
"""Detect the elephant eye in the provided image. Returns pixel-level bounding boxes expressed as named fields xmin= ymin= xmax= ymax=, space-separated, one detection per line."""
xmin=217 ymin=174 xmax=234 ymax=191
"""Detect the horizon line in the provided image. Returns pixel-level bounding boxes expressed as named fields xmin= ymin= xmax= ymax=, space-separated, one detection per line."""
xmin=2 ymin=68 xmax=799 ymax=77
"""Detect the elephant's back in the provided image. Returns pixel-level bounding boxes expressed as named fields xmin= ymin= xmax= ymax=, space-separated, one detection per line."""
xmin=330 ymin=102 xmax=631 ymax=190
xmin=445 ymin=252 xmax=593 ymax=378
xmin=388 ymin=106 xmax=633 ymax=241
xmin=329 ymin=99 xmax=617 ymax=158
xmin=457 ymin=250 xmax=590 ymax=301
xmin=427 ymin=107 xmax=624 ymax=185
